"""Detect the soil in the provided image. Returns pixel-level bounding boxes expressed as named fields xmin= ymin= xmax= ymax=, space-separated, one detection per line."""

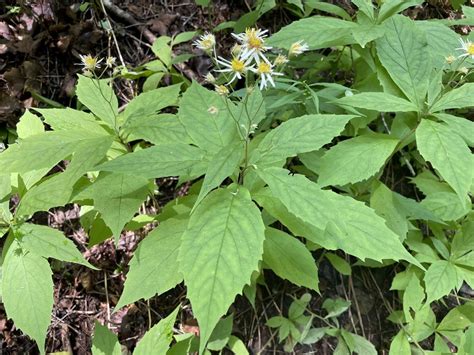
xmin=0 ymin=1 xmax=470 ymax=354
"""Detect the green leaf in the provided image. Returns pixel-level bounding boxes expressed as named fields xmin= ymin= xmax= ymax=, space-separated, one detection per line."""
xmin=305 ymin=1 xmax=351 ymax=21
xmin=17 ymin=224 xmax=95 ymax=268
xmin=325 ymin=253 xmax=352 ymax=276
xmin=263 ymin=227 xmax=319 ymax=291
xmin=134 ymin=306 xmax=179 ymax=355
xmin=227 ymin=335 xmax=249 ymax=355
xmin=36 ymin=108 xmax=110 ymax=135
xmin=416 ymin=119 xmax=473 ymax=201
xmin=437 ymin=303 xmax=474 ymax=331
xmin=194 ymin=142 xmax=243 ymax=210
xmin=267 ymin=16 xmax=357 ymax=49
xmin=98 ymin=144 xmax=206 ymax=179
xmin=250 ymin=114 xmax=354 ymax=167
xmin=2 ymin=239 xmax=53 ymax=354
xmin=403 ymin=274 xmax=424 ymax=321
xmin=179 ymin=186 xmax=265 ymax=353
xmin=82 ymin=172 xmax=150 ymax=240
xmin=207 ymin=314 xmax=234 ymax=351
xmin=318 ymin=133 xmax=399 ymax=187
xmin=91 ymin=322 xmax=121 ymax=355
xmin=424 ymin=260 xmax=462 ymax=303
xmin=389 ymin=330 xmax=411 ymax=355
xmin=322 ymin=298 xmax=351 ymax=319
xmin=173 ymin=31 xmax=198 ymax=45
xmin=257 ymin=168 xmax=421 ymax=266
xmin=350 ymin=333 xmax=377 ymax=355
xmin=435 ymin=113 xmax=474 ymax=147
xmin=376 ymin=15 xmax=430 ymax=109
xmin=76 ymin=75 xmax=118 ymax=128
xmin=335 ymin=92 xmax=418 ymax=112
xmin=420 ymin=191 xmax=471 ymax=221
xmin=178 ymin=82 xmax=239 ymax=154
xmin=122 ymin=84 xmax=181 ymax=126
xmin=351 ymin=24 xmax=385 ymax=48
xmin=430 ymin=83 xmax=474 ymax=112
xmin=377 ymin=0 xmax=424 ymax=23
xmin=17 ymin=110 xmax=44 ymax=138
xmin=151 ymin=36 xmax=172 ymax=68
xmin=116 ymin=219 xmax=186 ymax=310
xmin=230 ymin=88 xmax=266 ymax=127
xmin=352 ymin=0 xmax=375 ymax=21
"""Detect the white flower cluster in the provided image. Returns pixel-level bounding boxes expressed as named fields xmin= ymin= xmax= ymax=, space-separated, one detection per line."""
xmin=77 ymin=54 xmax=117 ymax=75
xmin=193 ymin=28 xmax=309 ymax=91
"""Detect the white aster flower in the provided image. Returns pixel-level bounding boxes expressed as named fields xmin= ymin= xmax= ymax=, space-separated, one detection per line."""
xmin=456 ymin=38 xmax=474 ymax=60
xmin=78 ymin=54 xmax=102 ymax=71
xmin=214 ymin=84 xmax=229 ymax=96
xmin=232 ymin=27 xmax=272 ymax=64
xmin=215 ymin=56 xmax=253 ymax=84
xmin=251 ymin=61 xmax=283 ymax=90
xmin=105 ymin=56 xmax=117 ymax=68
xmin=204 ymin=72 xmax=216 ymax=84
xmin=193 ymin=32 xmax=216 ymax=52
xmin=289 ymin=40 xmax=309 ymax=57
xmin=274 ymin=54 xmax=289 ymax=65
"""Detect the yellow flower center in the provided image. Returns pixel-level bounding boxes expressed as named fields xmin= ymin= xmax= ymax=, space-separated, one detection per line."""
xmin=83 ymin=56 xmax=98 ymax=70
xmin=257 ymin=62 xmax=271 ymax=74
xmin=467 ymin=43 xmax=474 ymax=55
xmin=201 ymin=38 xmax=214 ymax=49
xmin=246 ymin=29 xmax=263 ymax=49
xmin=231 ymin=58 xmax=245 ymax=73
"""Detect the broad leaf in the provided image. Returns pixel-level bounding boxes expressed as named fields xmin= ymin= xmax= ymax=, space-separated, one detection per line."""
xmin=82 ymin=172 xmax=150 ymax=240
xmin=2 ymin=240 xmax=53 ymax=354
xmin=178 ymin=82 xmax=238 ymax=154
xmin=318 ymin=133 xmax=399 ymax=186
xmin=335 ymin=92 xmax=417 ymax=112
xmin=424 ymin=260 xmax=462 ymax=303
xmin=36 ymin=108 xmax=110 ymax=135
xmin=76 ymin=75 xmax=118 ymax=129
xmin=16 ymin=110 xmax=44 ymax=138
xmin=263 ymin=227 xmax=319 ymax=291
xmin=250 ymin=114 xmax=354 ymax=167
xmin=430 ymin=83 xmax=474 ymax=112
xmin=134 ymin=307 xmax=179 ymax=355
xmin=257 ymin=168 xmax=420 ymax=266
xmin=378 ymin=0 xmax=424 ymax=23
xmin=403 ymin=274 xmax=425 ymax=321
xmin=389 ymin=330 xmax=411 ymax=355
xmin=179 ymin=186 xmax=265 ymax=353
xmin=116 ymin=219 xmax=186 ymax=310
xmin=416 ymin=119 xmax=472 ymax=201
xmin=435 ymin=113 xmax=474 ymax=147
xmin=194 ymin=141 xmax=243 ymax=210
xmin=420 ymin=191 xmax=471 ymax=221
xmin=267 ymin=16 xmax=357 ymax=49
xmin=98 ymin=144 xmax=207 ymax=179
xmin=17 ymin=223 xmax=95 ymax=268
xmin=376 ymin=15 xmax=430 ymax=109
xmin=91 ymin=322 xmax=121 ymax=355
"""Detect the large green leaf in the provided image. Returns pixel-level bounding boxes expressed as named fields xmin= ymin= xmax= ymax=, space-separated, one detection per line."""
xmin=116 ymin=219 xmax=186 ymax=310
xmin=257 ymin=168 xmax=420 ymax=266
xmin=17 ymin=223 xmax=95 ymax=268
xmin=263 ymin=228 xmax=319 ymax=291
xmin=134 ymin=306 xmax=179 ymax=355
xmin=178 ymin=82 xmax=239 ymax=154
xmin=76 ymin=75 xmax=118 ymax=129
xmin=91 ymin=322 xmax=121 ymax=355
xmin=98 ymin=144 xmax=207 ymax=178
xmin=16 ymin=110 xmax=44 ymax=138
xmin=424 ymin=260 xmax=462 ymax=303
xmin=435 ymin=113 xmax=474 ymax=147
xmin=36 ymin=108 xmax=111 ymax=135
xmin=250 ymin=114 xmax=354 ymax=167
xmin=376 ymin=15 xmax=430 ymax=109
xmin=194 ymin=141 xmax=243 ymax=210
xmin=2 ymin=239 xmax=53 ymax=354
xmin=318 ymin=133 xmax=399 ymax=186
xmin=430 ymin=83 xmax=474 ymax=112
xmin=377 ymin=0 xmax=424 ymax=23
xmin=267 ymin=16 xmax=357 ymax=49
xmin=81 ymin=172 xmax=150 ymax=240
xmin=420 ymin=191 xmax=471 ymax=222
xmin=179 ymin=186 xmax=265 ymax=353
xmin=416 ymin=119 xmax=473 ymax=201
xmin=335 ymin=92 xmax=417 ymax=112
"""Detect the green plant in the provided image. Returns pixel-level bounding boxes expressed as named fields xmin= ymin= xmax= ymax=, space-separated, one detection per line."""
xmin=0 ymin=0 xmax=473 ymax=354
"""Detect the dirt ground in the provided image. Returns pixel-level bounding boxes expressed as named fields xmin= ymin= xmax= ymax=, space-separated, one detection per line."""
xmin=0 ymin=1 xmax=470 ymax=354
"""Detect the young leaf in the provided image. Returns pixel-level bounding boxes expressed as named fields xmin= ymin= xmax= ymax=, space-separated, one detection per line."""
xmin=76 ymin=75 xmax=118 ymax=128
xmin=416 ymin=119 xmax=473 ymax=201
xmin=257 ymin=168 xmax=421 ymax=266
xmin=91 ymin=322 xmax=121 ymax=355
xmin=318 ymin=133 xmax=399 ymax=187
xmin=2 ymin=240 xmax=53 ymax=354
xmin=116 ymin=219 xmax=186 ymax=310
xmin=322 ymin=298 xmax=351 ymax=319
xmin=325 ymin=253 xmax=352 ymax=276
xmin=376 ymin=15 xmax=430 ymax=109
xmin=134 ymin=306 xmax=179 ymax=355
xmin=250 ymin=114 xmax=354 ymax=167
xmin=267 ymin=16 xmax=357 ymax=49
xmin=430 ymin=83 xmax=474 ymax=112
xmin=98 ymin=144 xmax=207 ymax=179
xmin=178 ymin=82 xmax=239 ymax=154
xmin=179 ymin=186 xmax=265 ymax=353
xmin=81 ymin=172 xmax=150 ymax=241
xmin=193 ymin=141 xmax=243 ymax=210
xmin=263 ymin=227 xmax=319 ymax=291
xmin=335 ymin=92 xmax=417 ymax=112
xmin=17 ymin=223 xmax=95 ymax=268
xmin=424 ymin=260 xmax=463 ymax=303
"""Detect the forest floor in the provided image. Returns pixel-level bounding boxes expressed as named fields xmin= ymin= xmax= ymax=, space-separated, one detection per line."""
xmin=0 ymin=0 xmax=470 ymax=354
